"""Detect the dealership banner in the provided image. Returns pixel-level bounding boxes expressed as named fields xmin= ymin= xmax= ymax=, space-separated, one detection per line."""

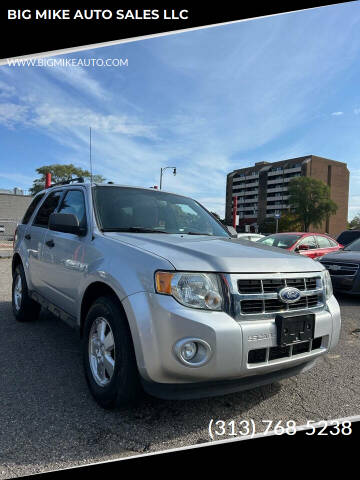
xmin=0 ymin=2 xmax=346 ymax=59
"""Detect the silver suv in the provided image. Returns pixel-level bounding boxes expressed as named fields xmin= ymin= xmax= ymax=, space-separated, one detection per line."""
xmin=12 ymin=181 xmax=341 ymax=408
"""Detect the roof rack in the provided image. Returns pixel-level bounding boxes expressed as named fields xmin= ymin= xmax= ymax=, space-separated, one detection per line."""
xmin=50 ymin=177 xmax=85 ymax=187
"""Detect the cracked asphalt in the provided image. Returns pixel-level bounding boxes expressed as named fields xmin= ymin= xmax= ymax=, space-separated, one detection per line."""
xmin=0 ymin=257 xmax=359 ymax=478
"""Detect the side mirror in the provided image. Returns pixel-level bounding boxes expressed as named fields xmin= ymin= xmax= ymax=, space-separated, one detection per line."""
xmin=49 ymin=213 xmax=86 ymax=236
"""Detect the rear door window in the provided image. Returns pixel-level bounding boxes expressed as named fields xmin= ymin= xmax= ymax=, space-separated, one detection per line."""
xmin=316 ymin=236 xmax=331 ymax=248
xmin=22 ymin=193 xmax=45 ymax=224
xmin=297 ymin=236 xmax=317 ymax=249
xmin=33 ymin=190 xmax=63 ymax=228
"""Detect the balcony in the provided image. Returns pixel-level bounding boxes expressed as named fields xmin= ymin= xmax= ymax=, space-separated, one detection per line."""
xmin=267 ymin=169 xmax=284 ymax=177
xmin=245 ymin=181 xmax=259 ymax=188
xmin=266 ymin=204 xmax=289 ymax=210
xmin=284 ymin=166 xmax=302 ymax=174
xmin=266 ymin=186 xmax=288 ymax=193
xmin=267 ymin=178 xmax=285 ymax=185
xmin=267 ymin=195 xmax=289 ymax=201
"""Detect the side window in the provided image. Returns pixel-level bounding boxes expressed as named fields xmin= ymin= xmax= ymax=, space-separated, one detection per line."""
xmin=317 ymin=236 xmax=331 ymax=248
xmin=57 ymin=190 xmax=87 ymax=227
xmin=22 ymin=193 xmax=45 ymax=224
xmin=33 ymin=190 xmax=63 ymax=228
xmin=298 ymin=236 xmax=317 ymax=249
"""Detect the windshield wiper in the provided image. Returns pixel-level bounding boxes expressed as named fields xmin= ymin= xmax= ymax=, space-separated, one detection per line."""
xmin=184 ymin=231 xmax=213 ymax=236
xmin=102 ymin=227 xmax=169 ymax=233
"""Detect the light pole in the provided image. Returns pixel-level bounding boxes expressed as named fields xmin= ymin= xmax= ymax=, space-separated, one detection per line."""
xmin=274 ymin=212 xmax=281 ymax=233
xmin=159 ymin=166 xmax=177 ymax=190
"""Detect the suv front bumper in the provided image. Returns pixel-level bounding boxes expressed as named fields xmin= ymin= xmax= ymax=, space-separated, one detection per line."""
xmin=122 ymin=292 xmax=341 ymax=398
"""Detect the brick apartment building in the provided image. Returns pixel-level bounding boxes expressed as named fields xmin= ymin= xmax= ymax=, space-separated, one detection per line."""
xmin=225 ymin=155 xmax=349 ymax=236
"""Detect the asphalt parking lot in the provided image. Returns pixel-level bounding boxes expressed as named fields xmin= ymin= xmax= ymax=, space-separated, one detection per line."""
xmin=0 ymin=256 xmax=359 ymax=478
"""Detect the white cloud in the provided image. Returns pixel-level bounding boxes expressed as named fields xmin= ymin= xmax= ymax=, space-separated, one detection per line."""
xmin=331 ymin=111 xmax=343 ymax=116
xmin=45 ymin=64 xmax=108 ymax=100
xmin=354 ymin=108 xmax=360 ymax=115
xmin=0 ymin=103 xmax=28 ymax=127
xmin=0 ymin=80 xmax=16 ymax=98
xmin=31 ymin=103 xmax=156 ymax=139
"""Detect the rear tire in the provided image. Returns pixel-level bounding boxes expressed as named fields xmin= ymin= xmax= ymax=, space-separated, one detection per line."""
xmin=12 ymin=263 xmax=41 ymax=322
xmin=82 ymin=295 xmax=142 ymax=409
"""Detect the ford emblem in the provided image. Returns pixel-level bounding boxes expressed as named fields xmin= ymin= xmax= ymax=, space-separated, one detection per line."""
xmin=278 ymin=286 xmax=301 ymax=304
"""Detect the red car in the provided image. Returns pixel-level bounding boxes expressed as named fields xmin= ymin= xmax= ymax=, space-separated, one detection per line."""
xmin=258 ymin=232 xmax=343 ymax=259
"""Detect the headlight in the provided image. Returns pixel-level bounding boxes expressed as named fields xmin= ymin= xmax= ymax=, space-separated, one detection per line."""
xmin=155 ymin=271 xmax=224 ymax=310
xmin=323 ymin=269 xmax=333 ymax=300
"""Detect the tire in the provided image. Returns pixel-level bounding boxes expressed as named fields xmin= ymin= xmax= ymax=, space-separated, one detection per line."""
xmin=12 ymin=263 xmax=41 ymax=322
xmin=82 ymin=295 xmax=142 ymax=409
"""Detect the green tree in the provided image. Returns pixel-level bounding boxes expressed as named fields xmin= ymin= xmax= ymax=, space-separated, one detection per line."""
xmin=278 ymin=212 xmax=302 ymax=232
xmin=349 ymin=213 xmax=360 ymax=229
xmin=287 ymin=177 xmax=338 ymax=232
xmin=258 ymin=217 xmax=276 ymax=234
xmin=29 ymin=164 xmax=106 ymax=195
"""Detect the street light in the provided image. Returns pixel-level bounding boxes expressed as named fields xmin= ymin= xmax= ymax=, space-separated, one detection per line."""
xmin=159 ymin=166 xmax=177 ymax=190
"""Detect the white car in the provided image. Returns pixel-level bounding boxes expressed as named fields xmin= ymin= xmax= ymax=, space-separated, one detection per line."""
xmin=237 ymin=233 xmax=265 ymax=242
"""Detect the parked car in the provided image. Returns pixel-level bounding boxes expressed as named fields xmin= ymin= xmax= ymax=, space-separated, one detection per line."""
xmin=336 ymin=230 xmax=360 ymax=247
xmin=237 ymin=233 xmax=265 ymax=242
xmin=258 ymin=232 xmax=343 ymax=259
xmin=319 ymin=237 xmax=360 ymax=294
xmin=12 ymin=181 xmax=341 ymax=408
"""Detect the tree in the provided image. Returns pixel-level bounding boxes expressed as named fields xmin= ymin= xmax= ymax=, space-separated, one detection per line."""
xmin=349 ymin=213 xmax=360 ymax=229
xmin=287 ymin=177 xmax=338 ymax=232
xmin=258 ymin=217 xmax=276 ymax=234
xmin=29 ymin=164 xmax=106 ymax=195
xmin=278 ymin=212 xmax=302 ymax=232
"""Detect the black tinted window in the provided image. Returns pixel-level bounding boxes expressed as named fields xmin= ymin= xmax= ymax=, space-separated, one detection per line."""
xmin=33 ymin=190 xmax=63 ymax=228
xmin=58 ymin=190 xmax=87 ymax=227
xmin=22 ymin=194 xmax=45 ymax=224
xmin=337 ymin=231 xmax=360 ymax=246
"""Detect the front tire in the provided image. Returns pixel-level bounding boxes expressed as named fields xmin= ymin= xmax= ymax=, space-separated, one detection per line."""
xmin=12 ymin=263 xmax=41 ymax=322
xmin=82 ymin=295 xmax=142 ymax=409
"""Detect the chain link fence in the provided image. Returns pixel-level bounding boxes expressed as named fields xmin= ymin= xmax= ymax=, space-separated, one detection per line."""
xmin=0 ymin=220 xmax=18 ymax=249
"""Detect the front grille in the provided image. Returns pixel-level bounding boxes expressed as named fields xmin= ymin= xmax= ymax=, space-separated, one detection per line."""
xmin=248 ymin=337 xmax=323 ymax=364
xmin=321 ymin=262 xmax=359 ymax=276
xmin=238 ymin=276 xmax=323 ymax=315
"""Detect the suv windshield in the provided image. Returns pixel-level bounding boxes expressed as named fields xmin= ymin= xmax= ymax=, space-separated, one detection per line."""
xmin=93 ymin=186 xmax=229 ymax=237
xmin=258 ymin=234 xmax=302 ymax=248
xmin=345 ymin=238 xmax=360 ymax=251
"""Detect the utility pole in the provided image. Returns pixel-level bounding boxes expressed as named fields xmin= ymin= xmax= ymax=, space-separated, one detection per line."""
xmin=159 ymin=166 xmax=177 ymax=190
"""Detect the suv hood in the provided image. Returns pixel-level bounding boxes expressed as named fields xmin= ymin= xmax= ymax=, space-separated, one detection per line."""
xmin=320 ymin=250 xmax=360 ymax=262
xmin=104 ymin=233 xmax=324 ymax=273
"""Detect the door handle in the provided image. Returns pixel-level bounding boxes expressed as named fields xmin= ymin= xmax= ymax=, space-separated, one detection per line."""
xmin=25 ymin=234 xmax=31 ymax=240
xmin=46 ymin=239 xmax=55 ymax=248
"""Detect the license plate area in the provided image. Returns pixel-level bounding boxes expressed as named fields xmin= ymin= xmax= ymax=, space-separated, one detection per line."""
xmin=275 ymin=313 xmax=315 ymax=347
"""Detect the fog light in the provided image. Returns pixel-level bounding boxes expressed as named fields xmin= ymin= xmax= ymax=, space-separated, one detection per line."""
xmin=174 ymin=338 xmax=212 ymax=367
xmin=180 ymin=342 xmax=197 ymax=361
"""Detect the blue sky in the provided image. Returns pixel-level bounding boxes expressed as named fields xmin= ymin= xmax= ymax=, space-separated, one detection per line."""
xmin=1 ymin=2 xmax=360 ymax=219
